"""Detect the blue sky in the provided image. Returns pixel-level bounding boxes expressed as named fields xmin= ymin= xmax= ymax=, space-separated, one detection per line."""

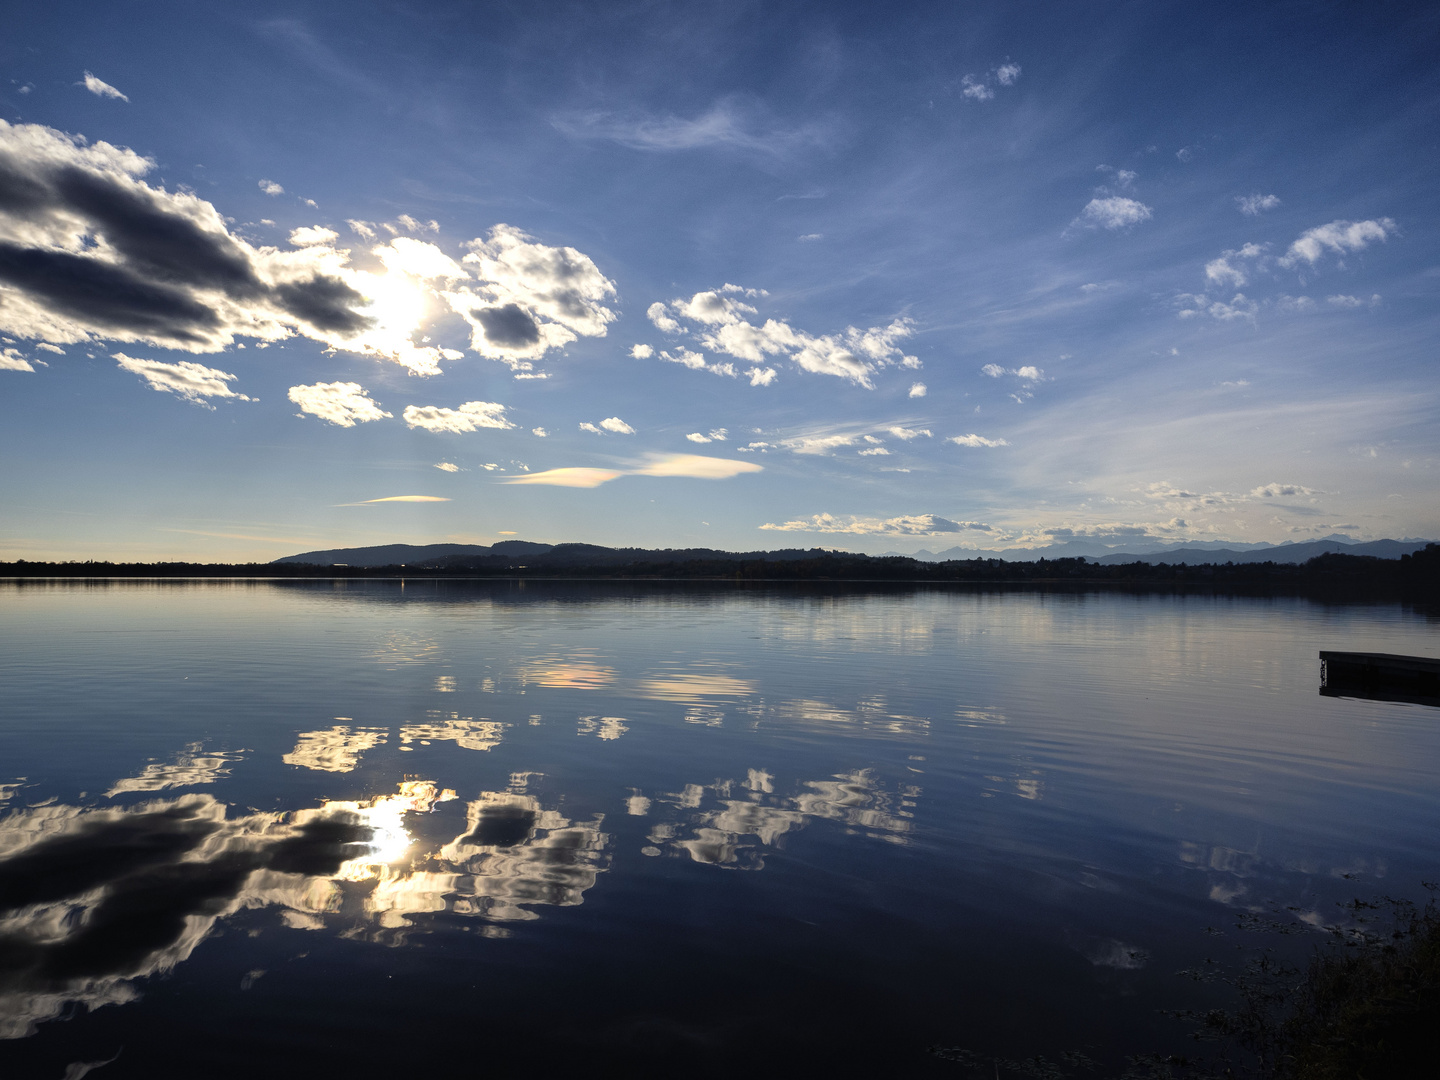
xmin=1 ymin=1 xmax=1436 ymax=560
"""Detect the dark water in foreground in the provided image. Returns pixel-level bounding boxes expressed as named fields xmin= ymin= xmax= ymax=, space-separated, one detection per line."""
xmin=0 ymin=581 xmax=1436 ymax=1078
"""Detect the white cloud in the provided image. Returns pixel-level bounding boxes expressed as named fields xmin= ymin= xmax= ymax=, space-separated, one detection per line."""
xmin=1073 ymin=197 xmax=1153 ymax=230
xmin=403 ymin=401 xmax=516 ymax=433
xmin=760 ymin=513 xmax=989 ymax=536
xmin=1014 ymin=365 xmax=1043 ymax=381
xmin=981 ymin=364 xmax=1005 ymax=378
xmin=1251 ymin=483 xmax=1323 ymax=498
xmin=287 ymin=381 xmax=392 ymax=427
xmin=1205 ymin=257 xmax=1247 ymax=288
xmin=258 ymin=179 xmax=284 ymax=196
xmin=115 ymin=353 xmax=251 ymax=407
xmin=503 ymin=467 xmax=624 ymax=488
xmin=887 ymin=426 xmax=932 ymax=440
xmin=996 ymin=63 xmax=1021 ymax=85
xmin=686 ymin=428 xmax=728 ymax=444
xmin=798 ymin=233 xmax=823 ymax=242
xmin=960 ymin=75 xmax=994 ymax=100
xmin=908 ymin=382 xmax=927 ymax=398
xmin=1276 ymin=295 xmax=1315 ymax=313
xmin=80 ymin=72 xmax=128 ymax=101
xmin=1 ymin=348 xmax=35 ymax=372
xmin=531 ymin=427 xmax=547 ymax=437
xmin=948 ymin=433 xmax=1008 ymax=448
xmin=289 ymin=225 xmax=338 ymax=246
xmin=345 ymin=219 xmax=376 ymax=239
xmin=551 ymin=99 xmax=819 ymax=157
xmin=36 ymin=343 xmax=65 ymax=354
xmin=1177 ymin=292 xmax=1258 ymax=322
xmin=1327 ymin=294 xmax=1379 ymax=309
xmin=780 ymin=434 xmax=855 ymax=455
xmin=630 ymin=343 xmax=654 ymax=359
xmin=600 ymin=417 xmax=635 ymax=434
xmin=1279 ymin=218 xmax=1395 ymax=268
xmin=433 ymin=462 xmax=460 ymax=472
xmin=1237 ymin=193 xmax=1281 ymax=216
xmin=858 ymin=447 xmax=890 ymax=456
xmin=686 ymin=432 xmax=712 ymax=443
xmin=395 ymin=214 xmax=438 ymax=234
xmin=445 ymin=225 xmax=617 ymax=367
xmin=359 ymin=495 xmax=449 ymax=503
xmin=644 ymin=287 xmax=915 ymax=389
xmin=630 ymin=453 xmax=762 ymax=479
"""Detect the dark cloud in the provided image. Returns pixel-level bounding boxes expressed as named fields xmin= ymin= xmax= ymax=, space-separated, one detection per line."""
xmin=274 ymin=275 xmax=373 ymax=335
xmin=474 ymin=302 xmax=540 ymax=347
xmin=0 ymin=243 xmax=220 ymax=341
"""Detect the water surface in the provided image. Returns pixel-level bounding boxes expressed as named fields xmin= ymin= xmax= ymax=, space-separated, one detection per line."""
xmin=1 ymin=581 xmax=1436 ymax=1077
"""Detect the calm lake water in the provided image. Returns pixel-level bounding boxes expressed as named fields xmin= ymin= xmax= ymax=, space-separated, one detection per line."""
xmin=0 ymin=580 xmax=1436 ymax=1078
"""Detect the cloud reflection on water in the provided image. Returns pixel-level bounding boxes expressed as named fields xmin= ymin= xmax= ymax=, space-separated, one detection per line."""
xmin=105 ymin=742 xmax=246 ymax=795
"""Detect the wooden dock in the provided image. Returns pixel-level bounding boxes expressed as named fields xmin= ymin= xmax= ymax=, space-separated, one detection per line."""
xmin=1320 ymin=651 xmax=1440 ymax=707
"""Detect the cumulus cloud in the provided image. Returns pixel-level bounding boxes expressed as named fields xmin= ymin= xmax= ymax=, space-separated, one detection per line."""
xmin=1 ymin=348 xmax=36 ymax=371
xmin=644 ymin=285 xmax=917 ymax=389
xmin=345 ymin=219 xmax=375 ymax=239
xmin=948 ymin=433 xmax=1008 ymax=448
xmin=402 ymin=401 xmax=515 ymax=434
xmin=781 ymin=434 xmax=856 ymax=455
xmin=1073 ymin=197 xmax=1153 ymax=230
xmin=114 ymin=353 xmax=252 ymax=407
xmin=686 ymin=428 xmax=728 ymax=444
xmin=886 ymin=426 xmax=932 ymax=440
xmin=444 ymin=225 xmax=616 ymax=369
xmin=858 ymin=447 xmax=890 ymax=456
xmin=760 ymin=513 xmax=990 ymax=536
xmin=579 ymin=417 xmax=635 ymax=435
xmin=0 ymin=121 xmax=619 ymax=380
xmin=630 ymin=343 xmax=654 ymax=359
xmin=996 ymin=63 xmax=1021 ymax=85
xmin=80 ymin=72 xmax=128 ymax=101
xmin=1278 ymin=218 xmax=1395 ymax=268
xmin=531 ymin=427 xmax=547 ymax=437
xmin=1176 ymin=292 xmax=1258 ymax=322
xmin=434 ymin=462 xmax=460 ymax=472
xmin=1204 ymin=243 xmax=1266 ymax=288
xmin=960 ymin=75 xmax=993 ymax=101
xmin=1250 ymin=483 xmax=1323 ymax=498
xmin=288 ymin=381 xmax=392 ymax=427
xmin=289 ymin=225 xmax=338 ymax=247
xmin=908 ymin=382 xmax=927 ymax=398
xmin=1237 ymin=193 xmax=1281 ymax=216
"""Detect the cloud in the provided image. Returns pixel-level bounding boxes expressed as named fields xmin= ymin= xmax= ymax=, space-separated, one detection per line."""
xmin=797 ymin=233 xmax=823 ymax=242
xmin=114 ymin=352 xmax=252 ymax=407
xmin=433 ymin=462 xmax=460 ymax=472
xmin=630 ymin=343 xmax=653 ymax=359
xmin=1176 ymin=292 xmax=1258 ymax=322
xmin=886 ymin=426 xmax=932 ymax=440
xmin=289 ymin=225 xmax=338 ymax=246
xmin=551 ymin=98 xmax=819 ymax=157
xmin=948 ymin=433 xmax=1008 ymax=448
xmin=858 ymin=447 xmax=890 ymax=456
xmin=996 ymin=63 xmax=1021 ymax=85
xmin=402 ymin=401 xmax=515 ymax=433
xmin=1250 ymin=483 xmax=1323 ymax=498
xmin=1237 ymin=193 xmax=1281 ymax=216
xmin=960 ymin=75 xmax=993 ymax=101
xmin=686 ymin=429 xmax=728 ymax=444
xmin=345 ymin=219 xmax=375 ymax=239
xmin=0 ymin=122 xmax=621 ymax=381
xmin=579 ymin=416 xmax=635 ymax=435
xmin=288 ymin=381 xmax=392 ymax=427
xmin=760 ymin=513 xmax=989 ymax=536
xmin=1204 ymin=243 xmax=1266 ymax=288
xmin=908 ymin=382 xmax=927 ymax=398
xmin=36 ymin=342 xmax=64 ymax=353
xmin=79 ymin=72 xmax=128 ymax=101
xmin=502 ymin=467 xmax=624 ymax=488
xmin=359 ymin=495 xmax=450 ymax=503
xmin=1278 ymin=218 xmax=1395 ymax=268
xmin=444 ymin=225 xmax=616 ymax=368
xmin=1 ymin=348 xmax=35 ymax=372
xmin=781 ymin=433 xmax=856 ymax=455
xmin=258 ymin=179 xmax=284 ymax=196
xmin=1073 ymin=197 xmax=1153 ymax=230
xmin=645 ymin=286 xmax=917 ymax=389
xmin=630 ymin=453 xmax=763 ymax=479
xmin=531 ymin=427 xmax=547 ymax=437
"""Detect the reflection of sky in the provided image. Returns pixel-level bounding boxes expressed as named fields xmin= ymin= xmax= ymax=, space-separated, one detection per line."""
xmin=106 ymin=741 xmax=245 ymax=795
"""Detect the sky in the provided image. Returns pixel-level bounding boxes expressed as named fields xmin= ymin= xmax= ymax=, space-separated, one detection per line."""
xmin=1 ymin=0 xmax=1437 ymax=561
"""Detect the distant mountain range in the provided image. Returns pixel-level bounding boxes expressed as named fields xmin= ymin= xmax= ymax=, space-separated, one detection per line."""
xmin=275 ymin=535 xmax=1435 ymax=568
xmin=879 ymin=534 xmax=1434 ymax=565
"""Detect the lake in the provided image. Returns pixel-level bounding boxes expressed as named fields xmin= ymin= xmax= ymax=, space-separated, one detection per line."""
xmin=0 ymin=580 xmax=1436 ymax=1078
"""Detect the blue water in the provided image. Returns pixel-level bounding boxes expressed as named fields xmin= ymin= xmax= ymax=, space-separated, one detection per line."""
xmin=0 ymin=581 xmax=1436 ymax=1077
